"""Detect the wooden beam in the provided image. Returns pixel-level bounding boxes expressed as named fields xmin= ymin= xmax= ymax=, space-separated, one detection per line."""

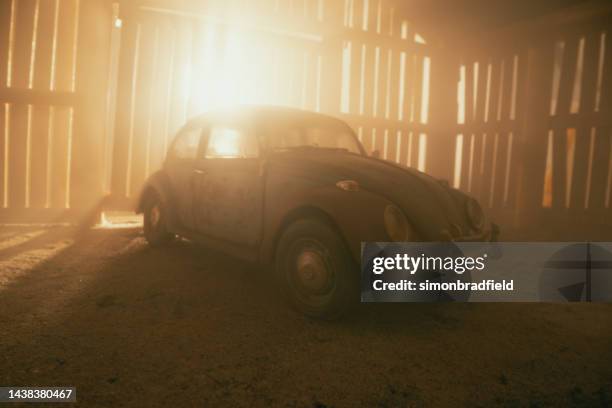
xmin=475 ymin=0 xmax=612 ymax=46
xmin=71 ymin=0 xmax=112 ymax=213
xmin=0 ymin=88 xmax=77 ymax=106
xmin=515 ymin=43 xmax=555 ymax=227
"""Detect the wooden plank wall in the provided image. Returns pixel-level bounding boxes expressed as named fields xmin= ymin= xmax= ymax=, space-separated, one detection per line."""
xmin=108 ymin=0 xmax=435 ymax=207
xmin=4 ymin=0 xmax=610 ymax=233
xmin=0 ymin=0 xmax=110 ymax=223
xmin=452 ymin=19 xmax=612 ymax=228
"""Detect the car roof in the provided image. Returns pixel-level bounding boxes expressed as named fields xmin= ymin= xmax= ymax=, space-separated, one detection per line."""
xmin=186 ymin=105 xmax=349 ymax=129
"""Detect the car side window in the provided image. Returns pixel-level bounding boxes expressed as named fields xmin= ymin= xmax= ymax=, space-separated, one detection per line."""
xmin=171 ymin=127 xmax=201 ymax=160
xmin=204 ymin=126 xmax=259 ymax=159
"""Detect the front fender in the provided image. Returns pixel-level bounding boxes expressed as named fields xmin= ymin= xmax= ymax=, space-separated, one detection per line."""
xmin=261 ymin=183 xmax=394 ymax=265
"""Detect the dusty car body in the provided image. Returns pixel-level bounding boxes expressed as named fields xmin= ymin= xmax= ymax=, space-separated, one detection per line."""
xmin=136 ymin=106 xmax=498 ymax=318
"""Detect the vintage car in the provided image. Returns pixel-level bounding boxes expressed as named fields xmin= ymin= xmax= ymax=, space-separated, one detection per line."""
xmin=136 ymin=106 xmax=498 ymax=318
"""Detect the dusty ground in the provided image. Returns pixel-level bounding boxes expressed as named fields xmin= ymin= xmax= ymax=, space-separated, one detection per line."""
xmin=0 ymin=222 xmax=611 ymax=407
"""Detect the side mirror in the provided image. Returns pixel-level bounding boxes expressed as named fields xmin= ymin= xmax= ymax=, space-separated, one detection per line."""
xmin=371 ymin=150 xmax=381 ymax=159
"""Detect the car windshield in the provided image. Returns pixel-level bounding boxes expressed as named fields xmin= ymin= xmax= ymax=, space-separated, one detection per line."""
xmin=268 ymin=122 xmax=363 ymax=155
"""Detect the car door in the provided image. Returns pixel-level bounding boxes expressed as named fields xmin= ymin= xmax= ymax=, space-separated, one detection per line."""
xmin=164 ymin=124 xmax=204 ymax=229
xmin=192 ymin=120 xmax=264 ymax=246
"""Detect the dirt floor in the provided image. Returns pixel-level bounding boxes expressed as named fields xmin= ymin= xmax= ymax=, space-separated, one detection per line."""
xmin=0 ymin=221 xmax=611 ymax=407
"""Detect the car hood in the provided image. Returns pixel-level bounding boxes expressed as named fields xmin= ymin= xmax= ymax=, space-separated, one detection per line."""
xmin=269 ymin=150 xmax=473 ymax=240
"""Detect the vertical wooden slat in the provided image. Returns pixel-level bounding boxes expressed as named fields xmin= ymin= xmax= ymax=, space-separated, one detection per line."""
xmin=320 ymin=0 xmax=342 ymax=115
xmin=349 ymin=40 xmax=362 ymax=115
xmin=151 ymin=21 xmax=174 ymax=170
xmin=398 ymin=129 xmax=409 ymax=166
xmin=378 ymin=0 xmax=389 ymax=36
xmin=460 ymin=61 xmax=474 ymax=191
xmin=11 ymin=0 xmax=35 ymax=89
xmin=377 ymin=127 xmax=386 ymax=155
xmin=480 ymin=60 xmax=499 ymax=207
xmin=552 ymin=37 xmax=578 ymax=209
xmin=188 ymin=21 xmax=204 ymax=116
xmin=426 ymin=47 xmax=455 ymax=180
xmin=32 ymin=0 xmax=54 ymax=90
xmin=111 ymin=13 xmax=138 ymax=199
xmin=401 ymin=50 xmax=414 ymax=123
xmin=471 ymin=59 xmax=488 ymax=199
xmin=506 ymin=51 xmax=527 ymax=212
xmin=8 ymin=103 xmax=27 ymax=209
xmin=377 ymin=47 xmax=389 ymax=118
xmin=371 ymin=127 xmax=379 ymax=155
xmin=170 ymin=23 xmax=192 ymax=136
xmin=588 ymin=129 xmax=611 ymax=210
xmin=388 ymin=49 xmax=399 ymax=121
xmin=54 ymin=0 xmax=78 ymax=93
xmin=361 ymin=125 xmax=373 ymax=154
xmin=370 ymin=127 xmax=379 ymax=154
xmin=29 ymin=105 xmax=49 ymax=208
xmin=516 ymin=43 xmax=555 ymax=223
xmin=378 ymin=1 xmax=392 ymax=119
xmin=47 ymin=0 xmax=78 ymax=209
xmin=71 ymin=0 xmax=111 ymax=214
xmin=411 ymin=54 xmax=423 ymax=126
xmin=130 ymin=22 xmax=156 ymax=198
xmin=352 ymin=0 xmax=363 ymax=32
xmin=362 ymin=44 xmax=375 ymax=118
xmin=0 ymin=0 xmax=13 ymax=88
xmin=144 ymin=25 xmax=160 ymax=177
xmin=492 ymin=58 xmax=513 ymax=209
xmin=556 ymin=38 xmax=579 ymax=115
xmin=0 ymin=103 xmax=6 ymax=208
xmin=409 ymin=131 xmax=419 ymax=167
xmin=590 ymin=31 xmax=612 ymax=211
xmin=29 ymin=0 xmax=56 ymax=208
xmin=387 ymin=128 xmax=399 ymax=163
xmin=7 ymin=0 xmax=36 ymax=209
xmin=570 ymin=33 xmax=598 ymax=210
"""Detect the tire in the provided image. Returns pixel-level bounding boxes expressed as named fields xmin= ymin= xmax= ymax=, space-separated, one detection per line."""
xmin=143 ymin=192 xmax=175 ymax=247
xmin=275 ymin=217 xmax=359 ymax=320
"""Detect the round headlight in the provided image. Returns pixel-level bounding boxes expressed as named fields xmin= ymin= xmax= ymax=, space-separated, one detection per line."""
xmin=384 ymin=205 xmax=412 ymax=241
xmin=466 ymin=198 xmax=485 ymax=230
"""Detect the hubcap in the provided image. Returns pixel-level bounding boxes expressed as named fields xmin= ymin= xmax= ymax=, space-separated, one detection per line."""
xmin=295 ymin=247 xmax=333 ymax=295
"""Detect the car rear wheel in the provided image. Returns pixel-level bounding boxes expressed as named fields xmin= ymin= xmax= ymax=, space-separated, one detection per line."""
xmin=143 ymin=193 xmax=174 ymax=247
xmin=275 ymin=218 xmax=358 ymax=320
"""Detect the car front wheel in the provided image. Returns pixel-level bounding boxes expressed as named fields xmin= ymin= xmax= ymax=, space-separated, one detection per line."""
xmin=143 ymin=193 xmax=174 ymax=247
xmin=275 ymin=218 xmax=358 ymax=319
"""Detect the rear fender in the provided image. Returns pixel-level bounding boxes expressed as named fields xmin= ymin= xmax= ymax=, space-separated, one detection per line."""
xmin=136 ymin=171 xmax=179 ymax=230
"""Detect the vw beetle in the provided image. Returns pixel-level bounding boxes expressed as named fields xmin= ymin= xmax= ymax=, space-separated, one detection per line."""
xmin=137 ymin=106 xmax=498 ymax=319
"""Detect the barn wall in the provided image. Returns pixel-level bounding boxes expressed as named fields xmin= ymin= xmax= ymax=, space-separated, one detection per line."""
xmin=1 ymin=0 xmax=446 ymax=222
xmin=450 ymin=5 xmax=612 ymax=231
xmin=105 ymin=0 xmax=440 ymax=210
xmin=7 ymin=0 xmax=609 ymax=234
xmin=0 ymin=0 xmax=110 ymax=223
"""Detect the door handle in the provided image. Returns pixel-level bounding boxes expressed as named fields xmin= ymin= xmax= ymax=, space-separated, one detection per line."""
xmin=193 ymin=168 xmax=207 ymax=175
